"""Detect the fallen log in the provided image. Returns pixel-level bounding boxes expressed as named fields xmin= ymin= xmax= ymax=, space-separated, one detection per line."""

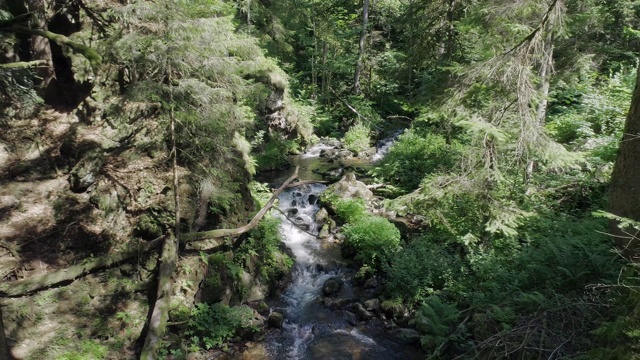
xmin=180 ymin=166 xmax=299 ymax=243
xmin=0 ymin=167 xmax=300 ymax=298
xmin=0 ymin=236 xmax=164 ymax=297
xmin=285 ymin=179 xmax=328 ymax=187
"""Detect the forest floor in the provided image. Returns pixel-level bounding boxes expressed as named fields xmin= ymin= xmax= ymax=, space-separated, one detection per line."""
xmin=0 ymin=110 xmax=165 ymax=359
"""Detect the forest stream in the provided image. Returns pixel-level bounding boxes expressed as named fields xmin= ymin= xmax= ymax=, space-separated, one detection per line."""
xmin=257 ymin=136 xmax=423 ymax=360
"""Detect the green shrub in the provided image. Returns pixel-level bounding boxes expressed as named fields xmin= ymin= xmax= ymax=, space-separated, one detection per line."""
xmin=371 ymin=131 xmax=462 ymax=192
xmin=386 ymin=233 xmax=465 ymax=302
xmin=236 ymin=215 xmax=292 ymax=283
xmin=334 ymin=198 xmax=367 ymax=224
xmin=186 ymin=303 xmax=255 ymax=351
xmin=343 ymin=215 xmax=401 ymax=269
xmin=344 ymin=122 xmax=371 ymax=154
xmin=255 ymin=135 xmax=300 ymax=171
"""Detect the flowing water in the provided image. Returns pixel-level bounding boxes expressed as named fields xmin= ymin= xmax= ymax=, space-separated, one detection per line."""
xmin=262 ymin=136 xmax=422 ymax=360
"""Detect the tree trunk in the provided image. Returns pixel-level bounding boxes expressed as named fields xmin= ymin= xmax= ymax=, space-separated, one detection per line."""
xmin=26 ymin=0 xmax=55 ymax=86
xmin=321 ymin=42 xmax=327 ymax=101
xmin=608 ymin=63 xmax=640 ymax=258
xmin=525 ymin=37 xmax=554 ymax=185
xmin=0 ymin=306 xmax=8 ymax=360
xmin=139 ymin=235 xmax=178 ymax=360
xmin=445 ymin=0 xmax=457 ymax=59
xmin=311 ymin=17 xmax=318 ymax=101
xmin=353 ymin=0 xmax=369 ymax=95
xmin=139 ymin=67 xmax=180 ymax=360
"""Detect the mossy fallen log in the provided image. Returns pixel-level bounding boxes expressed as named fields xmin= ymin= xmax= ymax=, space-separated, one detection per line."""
xmin=0 ymin=167 xmax=301 ymax=297
xmin=0 ymin=237 xmax=164 ymax=297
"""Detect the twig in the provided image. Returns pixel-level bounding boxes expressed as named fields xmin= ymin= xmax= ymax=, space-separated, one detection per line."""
xmin=329 ymin=87 xmax=369 ymax=122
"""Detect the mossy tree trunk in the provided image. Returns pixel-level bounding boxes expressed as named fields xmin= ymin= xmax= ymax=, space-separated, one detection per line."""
xmin=608 ymin=63 xmax=640 ymax=258
xmin=0 ymin=306 xmax=8 ymax=360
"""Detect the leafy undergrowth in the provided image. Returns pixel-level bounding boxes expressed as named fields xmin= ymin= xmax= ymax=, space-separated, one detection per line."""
xmin=382 ymin=214 xmax=622 ymax=359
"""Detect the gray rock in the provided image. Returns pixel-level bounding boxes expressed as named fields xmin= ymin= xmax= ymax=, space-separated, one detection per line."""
xmin=320 ymin=148 xmax=338 ymax=159
xmin=336 ymin=150 xmax=353 ymax=159
xmin=324 ymin=173 xmax=374 ymax=204
xmin=322 ymin=276 xmax=344 ymax=296
xmin=323 ymin=167 xmax=345 ymax=182
xmin=69 ymin=150 xmax=104 ymax=193
xmin=324 ymin=296 xmax=356 ymax=309
xmin=344 ymin=310 xmax=358 ymax=326
xmin=268 ymin=312 xmax=284 ymax=328
xmin=353 ymin=302 xmax=375 ymax=321
xmin=0 ymin=195 xmax=19 ymax=211
xmin=241 ymin=270 xmax=268 ymax=303
xmin=318 ymin=224 xmax=330 ymax=239
xmin=391 ymin=328 xmax=421 ymax=344
xmin=314 ymin=208 xmax=329 ymax=225
xmin=364 ymin=298 xmax=380 ymax=312
xmin=363 ymin=277 xmax=378 ymax=289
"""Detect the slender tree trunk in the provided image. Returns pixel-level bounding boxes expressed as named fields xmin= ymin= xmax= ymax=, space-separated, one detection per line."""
xmin=140 ymin=66 xmax=180 ymax=360
xmin=26 ymin=0 xmax=55 ymax=86
xmin=321 ymin=41 xmax=327 ymax=101
xmin=406 ymin=0 xmax=414 ymax=91
xmin=246 ymin=0 xmax=251 ymax=25
xmin=525 ymin=36 xmax=554 ymax=185
xmin=608 ymin=63 xmax=640 ymax=258
xmin=0 ymin=306 xmax=8 ymax=360
xmin=327 ymin=49 xmax=336 ymax=104
xmin=445 ymin=0 xmax=457 ymax=59
xmin=311 ymin=17 xmax=318 ymax=101
xmin=353 ymin=0 xmax=369 ymax=95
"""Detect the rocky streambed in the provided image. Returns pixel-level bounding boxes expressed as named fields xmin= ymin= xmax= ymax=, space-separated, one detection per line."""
xmin=249 ymin=135 xmax=424 ymax=360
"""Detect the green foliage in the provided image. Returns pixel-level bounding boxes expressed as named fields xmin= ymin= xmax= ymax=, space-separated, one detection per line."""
xmin=386 ymin=233 xmax=465 ymax=302
xmin=57 ymin=339 xmax=108 ymax=360
xmin=186 ymin=303 xmax=255 ymax=350
xmin=200 ymin=253 xmax=242 ymax=303
xmin=342 ymin=215 xmax=401 ymax=270
xmin=334 ymin=198 xmax=367 ymax=224
xmin=546 ymin=67 xmax=635 ymax=162
xmin=343 ymin=122 xmax=371 ymax=154
xmin=371 ymin=131 xmax=463 ymax=192
xmin=236 ymin=215 xmax=293 ymax=284
xmin=579 ymin=214 xmax=640 ymax=359
xmin=255 ymin=134 xmax=300 ymax=172
xmin=109 ymin=0 xmax=291 ymax=192
xmin=411 ymin=296 xmax=467 ymax=358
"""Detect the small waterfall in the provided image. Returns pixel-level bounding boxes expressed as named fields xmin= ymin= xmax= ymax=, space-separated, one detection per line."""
xmin=299 ymin=143 xmax=335 ymax=159
xmin=372 ymin=129 xmax=404 ymax=162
